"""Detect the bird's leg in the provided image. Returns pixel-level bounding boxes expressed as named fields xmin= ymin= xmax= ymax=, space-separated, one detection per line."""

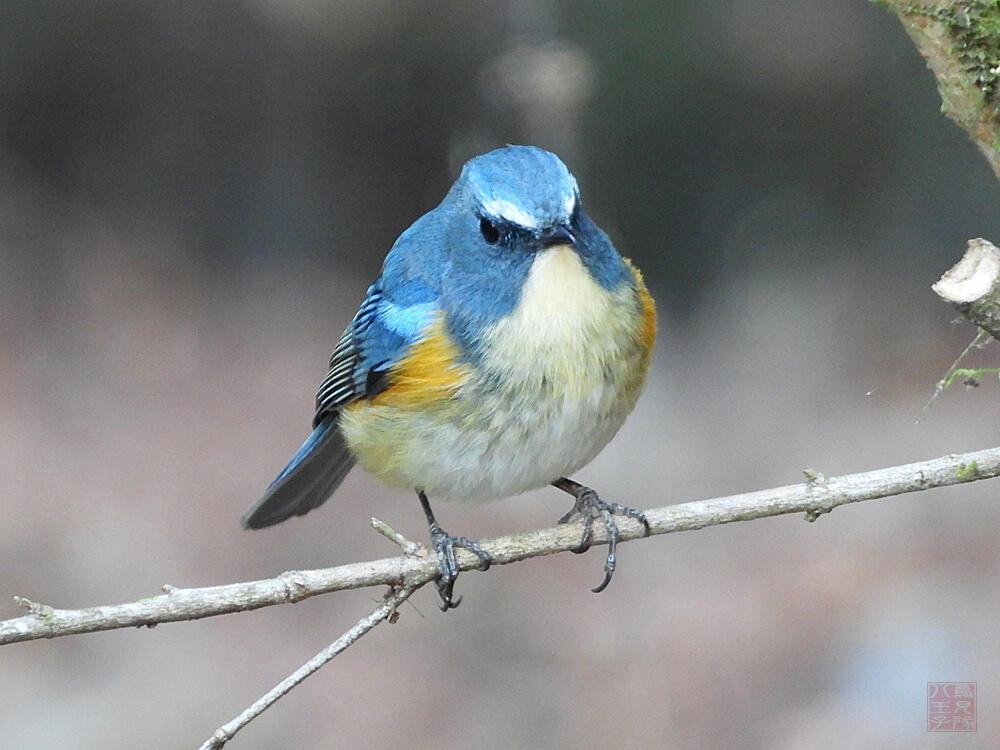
xmin=417 ymin=490 xmax=491 ymax=610
xmin=552 ymin=477 xmax=650 ymax=594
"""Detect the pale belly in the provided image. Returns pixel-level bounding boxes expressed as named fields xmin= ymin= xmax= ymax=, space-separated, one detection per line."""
xmin=339 ymin=246 xmax=654 ymax=502
xmin=340 ymin=370 xmax=643 ymax=501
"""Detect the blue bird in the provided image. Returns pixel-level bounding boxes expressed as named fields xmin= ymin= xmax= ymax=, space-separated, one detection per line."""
xmin=242 ymin=145 xmax=656 ymax=609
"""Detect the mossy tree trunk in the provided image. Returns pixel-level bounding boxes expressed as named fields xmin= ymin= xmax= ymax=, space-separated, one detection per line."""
xmin=882 ymin=0 xmax=1000 ymax=180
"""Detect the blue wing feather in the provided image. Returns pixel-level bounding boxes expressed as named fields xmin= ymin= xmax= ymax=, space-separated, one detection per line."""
xmin=242 ymin=243 xmax=441 ymax=529
xmin=313 ymin=273 xmax=439 ymax=422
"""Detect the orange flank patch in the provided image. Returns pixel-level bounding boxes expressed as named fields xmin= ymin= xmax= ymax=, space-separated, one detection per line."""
xmin=625 ymin=259 xmax=657 ymax=359
xmin=369 ymin=317 xmax=470 ymax=408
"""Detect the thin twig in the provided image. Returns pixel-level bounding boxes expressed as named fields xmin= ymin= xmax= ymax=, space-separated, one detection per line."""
xmin=370 ymin=516 xmax=423 ymax=555
xmin=922 ymin=328 xmax=992 ymax=417
xmin=198 ymin=584 xmax=416 ymax=750
xmin=4 ymin=444 xmax=1000 ymax=646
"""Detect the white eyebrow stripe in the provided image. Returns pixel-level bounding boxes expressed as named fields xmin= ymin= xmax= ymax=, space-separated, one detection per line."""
xmin=480 ymin=198 xmax=541 ymax=230
xmin=562 ymin=189 xmax=577 ymax=218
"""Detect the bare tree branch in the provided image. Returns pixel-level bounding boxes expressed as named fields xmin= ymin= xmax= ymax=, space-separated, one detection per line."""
xmin=198 ymin=584 xmax=417 ymax=750
xmin=4 ymin=445 xmax=1000 ymax=647
xmin=934 ymin=237 xmax=1000 ymax=341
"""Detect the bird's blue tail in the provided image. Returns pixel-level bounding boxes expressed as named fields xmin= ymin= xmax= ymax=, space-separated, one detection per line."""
xmin=241 ymin=414 xmax=355 ymax=529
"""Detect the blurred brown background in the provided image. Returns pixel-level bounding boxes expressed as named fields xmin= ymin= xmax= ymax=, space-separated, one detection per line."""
xmin=3 ymin=1 xmax=1000 ymax=748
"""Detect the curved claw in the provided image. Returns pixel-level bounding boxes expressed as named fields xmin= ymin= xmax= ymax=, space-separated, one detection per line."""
xmin=427 ymin=525 xmax=491 ymax=610
xmin=591 ymin=558 xmax=615 ymax=594
xmin=572 ymin=518 xmax=594 ymax=554
xmin=418 ymin=490 xmax=491 ymax=611
xmin=552 ymin=477 xmax=645 ymax=593
xmin=435 ymin=579 xmax=462 ymax=611
xmin=588 ymin=508 xmax=618 ymax=593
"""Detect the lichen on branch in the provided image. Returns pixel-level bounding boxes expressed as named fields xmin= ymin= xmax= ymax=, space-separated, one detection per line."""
xmin=881 ymin=0 xmax=1000 ymax=179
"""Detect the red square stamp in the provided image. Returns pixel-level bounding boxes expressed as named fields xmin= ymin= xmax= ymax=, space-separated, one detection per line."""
xmin=927 ymin=682 xmax=977 ymax=731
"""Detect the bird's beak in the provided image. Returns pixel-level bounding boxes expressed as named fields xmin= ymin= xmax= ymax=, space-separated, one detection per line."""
xmin=539 ymin=224 xmax=576 ymax=248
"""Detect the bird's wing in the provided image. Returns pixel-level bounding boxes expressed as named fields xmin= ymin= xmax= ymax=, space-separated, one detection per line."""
xmin=242 ymin=274 xmax=441 ymax=529
xmin=313 ymin=278 xmax=440 ymax=425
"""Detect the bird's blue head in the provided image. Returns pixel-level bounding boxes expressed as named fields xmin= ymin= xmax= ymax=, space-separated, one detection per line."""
xmin=462 ymin=145 xmax=579 ymax=239
xmin=438 ymin=144 xmax=629 ymax=288
xmin=386 ymin=145 xmax=633 ymax=353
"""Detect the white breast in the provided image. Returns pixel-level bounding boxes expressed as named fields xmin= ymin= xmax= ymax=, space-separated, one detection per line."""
xmin=342 ymin=246 xmax=648 ymax=502
xmin=479 ymin=245 xmax=633 ymax=397
xmin=433 ymin=246 xmax=645 ymax=500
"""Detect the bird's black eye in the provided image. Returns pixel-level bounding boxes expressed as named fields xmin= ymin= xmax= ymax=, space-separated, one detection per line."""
xmin=480 ymin=217 xmax=500 ymax=244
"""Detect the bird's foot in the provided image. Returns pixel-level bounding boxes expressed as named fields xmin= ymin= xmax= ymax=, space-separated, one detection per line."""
xmin=426 ymin=522 xmax=491 ymax=610
xmin=553 ymin=477 xmax=650 ymax=593
xmin=417 ymin=490 xmax=490 ymax=611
